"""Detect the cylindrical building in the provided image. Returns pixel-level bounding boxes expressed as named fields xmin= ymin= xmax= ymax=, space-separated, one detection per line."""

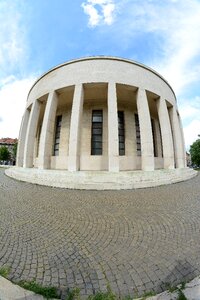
xmin=7 ymin=56 xmax=196 ymax=189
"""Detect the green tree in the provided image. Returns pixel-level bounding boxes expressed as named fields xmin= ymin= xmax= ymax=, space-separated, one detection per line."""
xmin=13 ymin=143 xmax=18 ymax=159
xmin=0 ymin=146 xmax=10 ymax=161
xmin=190 ymin=137 xmax=200 ymax=167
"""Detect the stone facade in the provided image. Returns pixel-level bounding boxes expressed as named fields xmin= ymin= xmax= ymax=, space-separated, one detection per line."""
xmin=7 ymin=56 xmax=196 ymax=189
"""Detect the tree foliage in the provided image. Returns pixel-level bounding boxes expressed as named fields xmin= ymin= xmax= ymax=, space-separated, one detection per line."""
xmin=190 ymin=138 xmax=200 ymax=167
xmin=0 ymin=146 xmax=10 ymax=161
xmin=13 ymin=143 xmax=18 ymax=158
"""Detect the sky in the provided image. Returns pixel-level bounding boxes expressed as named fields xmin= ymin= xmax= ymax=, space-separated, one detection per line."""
xmin=0 ymin=0 xmax=200 ymax=150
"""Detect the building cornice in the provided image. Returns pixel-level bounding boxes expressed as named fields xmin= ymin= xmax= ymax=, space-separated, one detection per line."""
xmin=28 ymin=56 xmax=176 ymax=100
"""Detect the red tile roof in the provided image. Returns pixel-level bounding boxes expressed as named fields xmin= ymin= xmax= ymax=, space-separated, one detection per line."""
xmin=0 ymin=138 xmax=18 ymax=144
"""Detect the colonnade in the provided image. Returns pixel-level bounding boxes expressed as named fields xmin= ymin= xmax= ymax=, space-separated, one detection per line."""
xmin=16 ymin=83 xmax=186 ymax=171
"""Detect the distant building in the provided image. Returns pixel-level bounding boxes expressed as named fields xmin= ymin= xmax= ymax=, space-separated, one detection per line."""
xmin=186 ymin=152 xmax=192 ymax=167
xmin=0 ymin=138 xmax=18 ymax=165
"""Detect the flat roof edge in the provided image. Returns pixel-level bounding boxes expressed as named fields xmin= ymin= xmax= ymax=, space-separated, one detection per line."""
xmin=27 ymin=56 xmax=176 ymax=99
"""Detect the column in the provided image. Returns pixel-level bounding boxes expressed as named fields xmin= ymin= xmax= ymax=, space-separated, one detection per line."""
xmin=157 ymin=97 xmax=174 ymax=169
xmin=23 ymin=100 xmax=41 ymax=168
xmin=16 ymin=109 xmax=30 ymax=167
xmin=38 ymin=91 xmax=58 ymax=169
xmin=108 ymin=82 xmax=119 ymax=172
xmin=169 ymin=106 xmax=185 ymax=168
xmin=68 ymin=84 xmax=84 ymax=171
xmin=178 ymin=114 xmax=187 ymax=167
xmin=136 ymin=88 xmax=154 ymax=171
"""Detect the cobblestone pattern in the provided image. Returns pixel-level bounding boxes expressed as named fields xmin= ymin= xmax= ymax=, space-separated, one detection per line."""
xmin=0 ymin=169 xmax=200 ymax=298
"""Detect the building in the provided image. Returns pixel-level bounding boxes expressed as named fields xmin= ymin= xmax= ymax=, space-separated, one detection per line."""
xmin=0 ymin=138 xmax=17 ymax=165
xmin=6 ymin=57 xmax=197 ymax=189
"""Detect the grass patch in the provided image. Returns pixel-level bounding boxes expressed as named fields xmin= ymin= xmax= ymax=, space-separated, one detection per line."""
xmin=177 ymin=289 xmax=188 ymax=300
xmin=0 ymin=266 xmax=10 ymax=278
xmin=66 ymin=288 xmax=81 ymax=300
xmin=180 ymin=281 xmax=186 ymax=290
xmin=87 ymin=290 xmax=116 ymax=300
xmin=165 ymin=282 xmax=178 ymax=293
xmin=18 ymin=280 xmax=59 ymax=299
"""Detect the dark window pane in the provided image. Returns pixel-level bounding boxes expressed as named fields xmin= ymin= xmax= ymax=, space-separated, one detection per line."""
xmin=118 ymin=111 xmax=125 ymax=156
xmin=93 ymin=128 xmax=102 ymax=135
xmin=119 ymin=142 xmax=125 ymax=149
xmin=91 ymin=110 xmax=103 ymax=155
xmin=119 ymin=149 xmax=125 ymax=155
xmin=92 ymin=135 xmax=102 ymax=142
xmin=119 ymin=129 xmax=124 ymax=136
xmin=92 ymin=122 xmax=102 ymax=129
xmin=53 ymin=115 xmax=62 ymax=156
xmin=119 ymin=135 xmax=125 ymax=142
xmin=151 ymin=118 xmax=158 ymax=157
xmin=135 ymin=114 xmax=141 ymax=156
xmin=92 ymin=148 xmax=102 ymax=155
xmin=92 ymin=141 xmax=102 ymax=148
xmin=93 ymin=116 xmax=103 ymax=122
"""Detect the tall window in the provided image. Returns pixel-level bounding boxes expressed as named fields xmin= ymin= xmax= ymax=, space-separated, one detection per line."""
xmin=36 ymin=124 xmax=42 ymax=157
xmin=53 ymin=115 xmax=62 ymax=156
xmin=151 ymin=118 xmax=158 ymax=157
xmin=135 ymin=114 xmax=141 ymax=156
xmin=118 ymin=111 xmax=125 ymax=155
xmin=91 ymin=110 xmax=103 ymax=155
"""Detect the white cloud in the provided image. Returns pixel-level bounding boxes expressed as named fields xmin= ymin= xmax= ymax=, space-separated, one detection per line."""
xmin=183 ymin=120 xmax=200 ymax=150
xmin=0 ymin=0 xmax=28 ymax=79
xmin=0 ymin=77 xmax=36 ymax=138
xmin=0 ymin=1 xmax=36 ymax=138
xmin=179 ymin=98 xmax=200 ymax=149
xmin=82 ymin=0 xmax=116 ymax=27
xmin=102 ymin=0 xmax=200 ymax=96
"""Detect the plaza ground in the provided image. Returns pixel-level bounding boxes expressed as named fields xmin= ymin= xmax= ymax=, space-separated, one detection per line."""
xmin=0 ymin=169 xmax=200 ymax=298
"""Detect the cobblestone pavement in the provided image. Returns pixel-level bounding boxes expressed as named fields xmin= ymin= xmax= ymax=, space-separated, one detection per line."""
xmin=0 ymin=169 xmax=200 ymax=299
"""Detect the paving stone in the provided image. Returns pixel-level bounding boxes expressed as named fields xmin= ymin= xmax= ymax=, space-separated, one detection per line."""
xmin=0 ymin=169 xmax=200 ymax=296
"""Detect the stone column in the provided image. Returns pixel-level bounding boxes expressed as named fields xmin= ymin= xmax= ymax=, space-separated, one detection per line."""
xmin=157 ymin=97 xmax=175 ymax=169
xmin=108 ymin=82 xmax=119 ymax=172
xmin=38 ymin=91 xmax=58 ymax=169
xmin=169 ymin=106 xmax=185 ymax=168
xmin=136 ymin=88 xmax=154 ymax=171
xmin=68 ymin=84 xmax=84 ymax=171
xmin=16 ymin=109 xmax=30 ymax=167
xmin=178 ymin=113 xmax=187 ymax=167
xmin=23 ymin=100 xmax=41 ymax=168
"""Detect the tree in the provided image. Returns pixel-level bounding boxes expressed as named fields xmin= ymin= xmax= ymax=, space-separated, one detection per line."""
xmin=13 ymin=143 xmax=18 ymax=159
xmin=0 ymin=146 xmax=10 ymax=162
xmin=190 ymin=137 xmax=200 ymax=167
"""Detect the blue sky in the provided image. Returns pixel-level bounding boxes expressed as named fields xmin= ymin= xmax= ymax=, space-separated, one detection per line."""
xmin=0 ymin=0 xmax=200 ymax=149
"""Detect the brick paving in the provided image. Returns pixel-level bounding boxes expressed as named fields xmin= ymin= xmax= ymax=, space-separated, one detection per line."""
xmin=0 ymin=169 xmax=200 ymax=299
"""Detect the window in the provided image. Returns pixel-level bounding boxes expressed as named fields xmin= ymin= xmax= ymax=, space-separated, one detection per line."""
xmin=135 ymin=114 xmax=141 ymax=156
xmin=53 ymin=115 xmax=62 ymax=156
xmin=151 ymin=118 xmax=158 ymax=157
xmin=118 ymin=111 xmax=125 ymax=155
xmin=91 ymin=110 xmax=103 ymax=155
xmin=36 ymin=124 xmax=42 ymax=157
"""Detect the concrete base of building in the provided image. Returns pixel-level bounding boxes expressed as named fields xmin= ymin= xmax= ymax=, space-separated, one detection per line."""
xmin=5 ymin=167 xmax=197 ymax=190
